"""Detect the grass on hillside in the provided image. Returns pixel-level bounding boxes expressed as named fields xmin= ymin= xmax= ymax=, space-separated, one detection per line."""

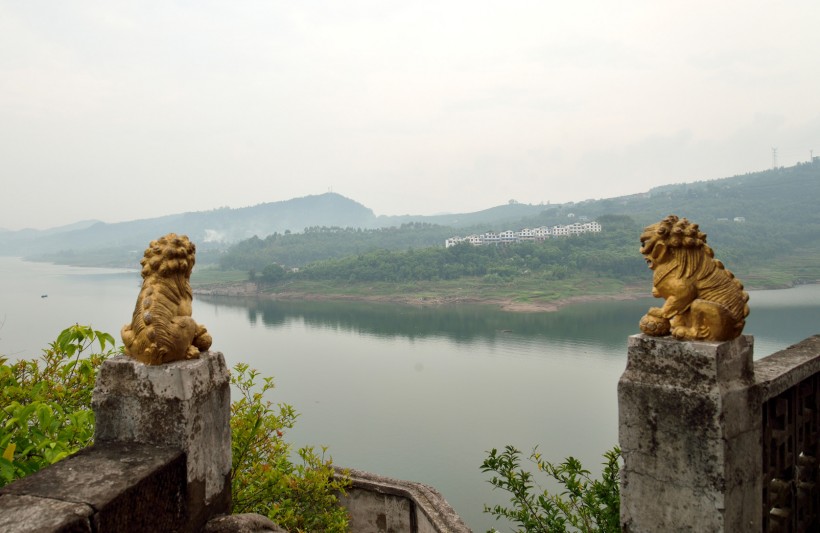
xmin=194 ymin=244 xmax=820 ymax=306
xmin=259 ymin=275 xmax=644 ymax=305
xmin=191 ymin=267 xmax=249 ymax=286
xmin=733 ymin=246 xmax=820 ymax=289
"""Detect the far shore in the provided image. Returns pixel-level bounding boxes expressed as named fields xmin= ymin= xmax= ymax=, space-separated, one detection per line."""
xmin=193 ymin=281 xmax=652 ymax=313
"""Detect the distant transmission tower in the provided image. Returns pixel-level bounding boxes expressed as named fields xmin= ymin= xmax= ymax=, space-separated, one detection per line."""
xmin=772 ymin=147 xmax=778 ymax=169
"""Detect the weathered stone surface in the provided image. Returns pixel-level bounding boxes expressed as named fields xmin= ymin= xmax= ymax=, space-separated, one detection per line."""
xmin=92 ymin=350 xmax=231 ymax=530
xmin=0 ymin=493 xmax=93 ymax=533
xmin=754 ymin=334 xmax=820 ymax=398
xmin=203 ymin=513 xmax=285 ymax=533
xmin=618 ymin=334 xmax=760 ymax=532
xmin=337 ymin=467 xmax=472 ymax=533
xmin=0 ymin=443 xmax=185 ymax=533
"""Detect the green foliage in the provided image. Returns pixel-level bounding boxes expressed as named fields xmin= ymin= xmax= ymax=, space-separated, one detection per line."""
xmin=481 ymin=445 xmax=621 ymax=533
xmin=293 ymin=230 xmax=645 ymax=284
xmin=220 ymin=223 xmax=455 ymax=271
xmin=1 ymin=328 xmax=349 ymax=532
xmin=229 ymin=362 xmax=350 ymax=532
xmin=0 ymin=325 xmax=116 ymax=486
xmin=262 ymin=263 xmax=287 ymax=283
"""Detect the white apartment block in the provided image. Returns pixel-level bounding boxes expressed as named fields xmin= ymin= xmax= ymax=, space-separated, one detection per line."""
xmin=445 ymin=221 xmax=601 ymax=247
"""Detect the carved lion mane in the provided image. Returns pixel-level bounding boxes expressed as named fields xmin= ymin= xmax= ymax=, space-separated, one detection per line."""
xmin=121 ymin=233 xmax=212 ymax=365
xmin=639 ymin=215 xmax=749 ymax=341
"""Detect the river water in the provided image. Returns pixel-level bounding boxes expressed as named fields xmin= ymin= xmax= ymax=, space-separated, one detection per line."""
xmin=1 ymin=256 xmax=818 ymax=531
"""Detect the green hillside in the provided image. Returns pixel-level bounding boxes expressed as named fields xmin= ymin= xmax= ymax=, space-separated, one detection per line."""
xmin=6 ymin=162 xmax=819 ymax=283
xmin=216 ymin=164 xmax=820 ymax=289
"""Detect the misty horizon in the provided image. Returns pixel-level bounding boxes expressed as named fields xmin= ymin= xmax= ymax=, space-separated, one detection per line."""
xmin=2 ymin=2 xmax=818 ymax=231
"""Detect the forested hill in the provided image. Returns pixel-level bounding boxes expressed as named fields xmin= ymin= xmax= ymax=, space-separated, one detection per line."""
xmin=4 ymin=162 xmax=818 ymax=272
xmin=0 ymin=193 xmax=545 ymax=266
xmin=221 ymin=163 xmax=819 ymax=277
xmin=517 ymin=162 xmax=820 ymax=228
xmin=0 ymin=193 xmax=377 ymax=262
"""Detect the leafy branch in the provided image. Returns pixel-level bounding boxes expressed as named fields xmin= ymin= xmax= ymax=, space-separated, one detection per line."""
xmin=482 ymin=445 xmax=621 ymax=533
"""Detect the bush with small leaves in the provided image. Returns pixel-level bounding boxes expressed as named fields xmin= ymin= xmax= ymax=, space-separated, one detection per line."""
xmin=229 ymin=363 xmax=350 ymax=532
xmin=481 ymin=445 xmax=621 ymax=533
xmin=0 ymin=324 xmax=116 ymax=485
xmin=1 ymin=326 xmax=350 ymax=532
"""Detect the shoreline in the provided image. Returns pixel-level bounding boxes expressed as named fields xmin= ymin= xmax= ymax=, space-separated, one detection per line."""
xmin=193 ymin=281 xmax=652 ymax=313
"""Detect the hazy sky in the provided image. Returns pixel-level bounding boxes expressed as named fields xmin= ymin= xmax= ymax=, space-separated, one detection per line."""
xmin=2 ymin=1 xmax=819 ymax=230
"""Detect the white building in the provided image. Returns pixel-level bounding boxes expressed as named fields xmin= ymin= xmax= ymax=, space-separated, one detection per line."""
xmin=445 ymin=221 xmax=601 ymax=247
xmin=533 ymin=227 xmax=551 ymax=240
xmin=481 ymin=232 xmax=500 ymax=245
xmin=499 ymin=230 xmax=517 ymax=243
xmin=517 ymin=228 xmax=535 ymax=241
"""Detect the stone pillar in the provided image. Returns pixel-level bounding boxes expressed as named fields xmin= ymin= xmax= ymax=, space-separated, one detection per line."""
xmin=92 ymin=350 xmax=232 ymax=532
xmin=618 ymin=334 xmax=760 ymax=532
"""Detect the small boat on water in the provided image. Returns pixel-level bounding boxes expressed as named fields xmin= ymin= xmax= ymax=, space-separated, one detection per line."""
xmin=41 ymin=294 xmax=48 ymax=298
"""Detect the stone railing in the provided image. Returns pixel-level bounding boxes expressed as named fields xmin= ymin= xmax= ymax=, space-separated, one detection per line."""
xmin=756 ymin=337 xmax=820 ymax=532
xmin=619 ymin=334 xmax=820 ymax=533
xmin=339 ymin=467 xmax=471 ymax=533
xmin=0 ymin=351 xmax=232 ymax=533
xmin=0 ymin=350 xmax=471 ymax=532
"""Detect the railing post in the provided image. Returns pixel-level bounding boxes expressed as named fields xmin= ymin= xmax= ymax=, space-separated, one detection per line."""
xmin=92 ymin=350 xmax=232 ymax=532
xmin=618 ymin=334 xmax=761 ymax=532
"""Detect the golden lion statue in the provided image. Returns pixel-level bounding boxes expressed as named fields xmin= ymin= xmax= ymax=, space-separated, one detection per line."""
xmin=639 ymin=215 xmax=749 ymax=341
xmin=122 ymin=233 xmax=212 ymax=365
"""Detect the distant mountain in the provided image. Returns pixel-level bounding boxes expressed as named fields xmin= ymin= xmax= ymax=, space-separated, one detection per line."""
xmin=3 ymin=162 xmax=818 ymax=268
xmin=514 ymin=162 xmax=820 ymax=229
xmin=375 ymin=202 xmax=547 ymax=230
xmin=0 ymin=219 xmax=101 ymax=235
xmin=0 ymin=219 xmax=103 ymax=254
xmin=0 ymin=193 xmax=377 ymax=264
xmin=0 ymin=193 xmax=551 ymax=266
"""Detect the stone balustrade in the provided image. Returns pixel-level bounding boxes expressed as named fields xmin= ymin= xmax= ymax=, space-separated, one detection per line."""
xmin=7 ymin=330 xmax=818 ymax=531
xmin=0 ymin=350 xmax=470 ymax=532
xmin=619 ymin=334 xmax=820 ymax=532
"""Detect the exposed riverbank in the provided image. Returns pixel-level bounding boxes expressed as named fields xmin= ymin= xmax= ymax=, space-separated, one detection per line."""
xmin=192 ymin=277 xmax=652 ymax=313
xmin=190 ymin=268 xmax=818 ymax=313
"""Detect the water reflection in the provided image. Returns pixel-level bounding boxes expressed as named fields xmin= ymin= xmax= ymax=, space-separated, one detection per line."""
xmin=200 ymin=284 xmax=820 ymax=360
xmin=198 ymin=294 xmax=652 ymax=350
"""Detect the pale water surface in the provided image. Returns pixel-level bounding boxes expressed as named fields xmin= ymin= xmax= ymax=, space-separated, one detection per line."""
xmin=1 ymin=256 xmax=818 ymax=531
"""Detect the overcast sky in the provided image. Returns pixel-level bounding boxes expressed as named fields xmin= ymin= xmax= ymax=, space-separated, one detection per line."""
xmin=2 ymin=1 xmax=819 ymax=230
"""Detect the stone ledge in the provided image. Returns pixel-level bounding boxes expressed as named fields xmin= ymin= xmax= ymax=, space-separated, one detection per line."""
xmin=0 ymin=493 xmax=94 ymax=533
xmin=92 ymin=351 xmax=230 ymax=404
xmin=337 ymin=467 xmax=472 ymax=533
xmin=753 ymin=334 xmax=820 ymax=400
xmin=623 ymin=334 xmax=754 ymax=392
xmin=0 ymin=442 xmax=187 ymax=533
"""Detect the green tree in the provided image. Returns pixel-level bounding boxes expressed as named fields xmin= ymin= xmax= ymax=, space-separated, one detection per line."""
xmin=262 ymin=263 xmax=287 ymax=283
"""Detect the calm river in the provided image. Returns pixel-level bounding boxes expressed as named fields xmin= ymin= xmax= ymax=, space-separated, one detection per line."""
xmin=1 ymin=256 xmax=818 ymax=531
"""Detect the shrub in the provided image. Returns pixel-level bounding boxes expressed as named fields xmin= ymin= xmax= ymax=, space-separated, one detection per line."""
xmin=0 ymin=326 xmax=350 ymax=532
xmin=230 ymin=363 xmax=349 ymax=532
xmin=481 ymin=445 xmax=621 ymax=533
xmin=0 ymin=324 xmax=116 ymax=485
